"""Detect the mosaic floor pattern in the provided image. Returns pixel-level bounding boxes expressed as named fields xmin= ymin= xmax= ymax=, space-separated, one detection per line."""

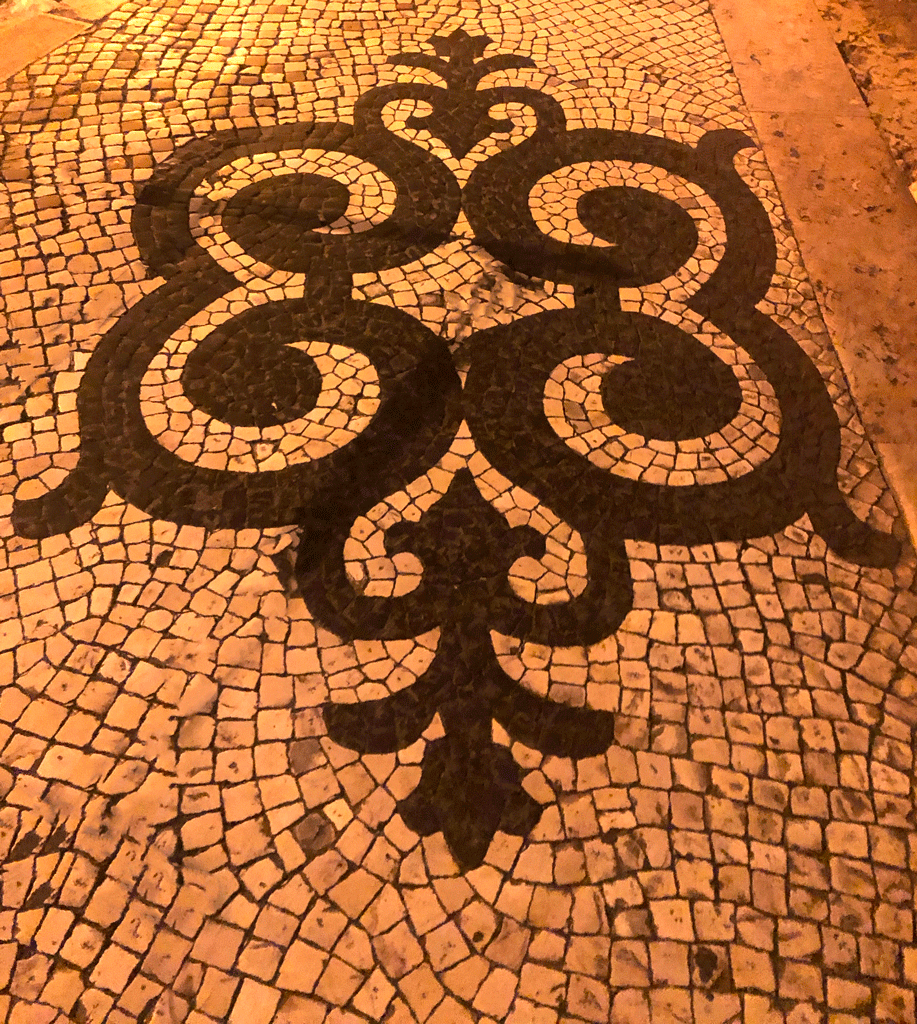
xmin=1 ymin=0 xmax=917 ymax=1021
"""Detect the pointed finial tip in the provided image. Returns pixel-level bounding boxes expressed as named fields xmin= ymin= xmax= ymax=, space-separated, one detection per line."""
xmin=431 ymin=28 xmax=493 ymax=61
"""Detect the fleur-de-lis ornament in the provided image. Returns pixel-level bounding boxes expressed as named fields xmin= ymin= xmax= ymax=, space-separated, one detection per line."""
xmin=15 ymin=30 xmax=898 ymax=869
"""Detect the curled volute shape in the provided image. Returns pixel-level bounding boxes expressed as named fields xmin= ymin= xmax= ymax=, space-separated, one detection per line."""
xmin=354 ymin=28 xmax=566 ymax=159
xmin=461 ymin=125 xmax=900 ymax=571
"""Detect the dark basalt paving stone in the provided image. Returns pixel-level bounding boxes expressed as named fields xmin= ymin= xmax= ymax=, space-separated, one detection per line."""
xmin=181 ymin=305 xmax=325 ymax=427
xmin=598 ymin=324 xmax=744 ymax=441
xmin=223 ymin=172 xmax=352 ymax=245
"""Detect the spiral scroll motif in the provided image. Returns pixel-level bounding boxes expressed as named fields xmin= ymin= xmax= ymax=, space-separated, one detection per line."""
xmin=11 ymin=30 xmax=900 ymax=870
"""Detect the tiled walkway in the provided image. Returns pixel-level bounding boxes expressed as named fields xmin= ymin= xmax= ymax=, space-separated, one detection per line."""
xmin=2 ymin=0 xmax=917 ymax=1021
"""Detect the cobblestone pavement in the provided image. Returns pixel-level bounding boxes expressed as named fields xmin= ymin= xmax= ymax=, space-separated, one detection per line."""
xmin=2 ymin=0 xmax=917 ymax=1021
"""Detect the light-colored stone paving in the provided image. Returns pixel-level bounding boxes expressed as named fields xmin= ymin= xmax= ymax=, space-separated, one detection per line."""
xmin=1 ymin=1 xmax=917 ymax=1022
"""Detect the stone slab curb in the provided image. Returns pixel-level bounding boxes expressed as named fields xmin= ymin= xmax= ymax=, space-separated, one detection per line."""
xmin=711 ymin=0 xmax=917 ymax=550
xmin=0 ymin=0 xmax=124 ymax=82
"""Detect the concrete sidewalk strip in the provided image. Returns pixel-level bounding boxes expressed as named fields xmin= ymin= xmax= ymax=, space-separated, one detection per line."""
xmin=712 ymin=0 xmax=917 ymax=555
xmin=0 ymin=12 xmax=86 ymax=81
xmin=0 ymin=0 xmax=128 ymax=80
xmin=0 ymin=0 xmax=127 ymax=83
xmin=712 ymin=0 xmax=867 ymax=114
xmin=61 ymin=0 xmax=130 ymax=18
xmin=1 ymin=0 xmax=917 ymax=1022
xmin=814 ymin=0 xmax=917 ymax=202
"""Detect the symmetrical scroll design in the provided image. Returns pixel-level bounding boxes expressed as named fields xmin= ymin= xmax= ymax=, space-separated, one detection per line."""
xmin=12 ymin=30 xmax=899 ymax=869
